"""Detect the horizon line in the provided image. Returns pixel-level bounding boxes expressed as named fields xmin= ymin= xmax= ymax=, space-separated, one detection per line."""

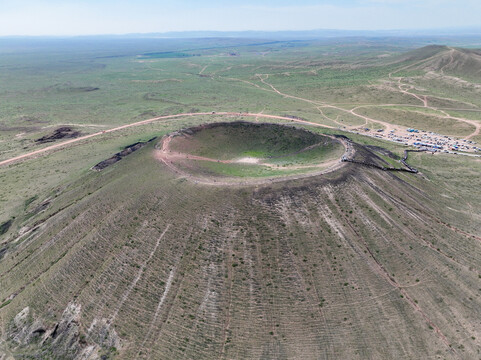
xmin=2 ymin=27 xmax=481 ymax=39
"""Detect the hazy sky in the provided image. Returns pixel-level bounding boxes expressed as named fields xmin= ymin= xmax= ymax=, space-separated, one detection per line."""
xmin=0 ymin=0 xmax=480 ymax=36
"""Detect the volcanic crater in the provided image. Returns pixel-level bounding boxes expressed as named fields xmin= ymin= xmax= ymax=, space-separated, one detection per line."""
xmin=156 ymin=121 xmax=347 ymax=183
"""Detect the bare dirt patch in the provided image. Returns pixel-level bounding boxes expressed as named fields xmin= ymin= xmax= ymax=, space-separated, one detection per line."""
xmin=35 ymin=127 xmax=81 ymax=144
xmin=235 ymin=157 xmax=260 ymax=164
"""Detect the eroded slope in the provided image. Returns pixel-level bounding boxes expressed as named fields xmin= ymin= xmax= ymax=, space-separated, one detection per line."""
xmin=0 ymin=142 xmax=480 ymax=359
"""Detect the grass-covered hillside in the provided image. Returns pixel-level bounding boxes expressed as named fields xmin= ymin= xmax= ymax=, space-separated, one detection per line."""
xmin=170 ymin=122 xmax=327 ymax=160
xmin=1 ymin=139 xmax=480 ymax=359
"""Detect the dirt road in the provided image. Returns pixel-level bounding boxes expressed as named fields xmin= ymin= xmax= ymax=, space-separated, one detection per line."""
xmin=249 ymin=72 xmax=480 ymax=145
xmin=0 ymin=112 xmax=334 ymax=167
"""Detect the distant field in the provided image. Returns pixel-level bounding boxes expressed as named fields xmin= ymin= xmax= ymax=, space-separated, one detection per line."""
xmin=1 ymin=37 xmax=480 ymax=160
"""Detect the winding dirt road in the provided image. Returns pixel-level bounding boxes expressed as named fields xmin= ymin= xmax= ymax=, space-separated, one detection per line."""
xmin=250 ymin=72 xmax=480 ymax=143
xmin=2 ymin=66 xmax=479 ymax=168
xmin=0 ymin=112 xmax=334 ymax=168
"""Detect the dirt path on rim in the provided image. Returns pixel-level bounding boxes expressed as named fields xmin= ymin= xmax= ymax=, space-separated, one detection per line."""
xmin=153 ymin=132 xmax=353 ymax=186
xmin=158 ymin=137 xmax=341 ymax=170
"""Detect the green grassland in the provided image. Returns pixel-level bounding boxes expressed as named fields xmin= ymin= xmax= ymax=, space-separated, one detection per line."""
xmin=1 ymin=37 xmax=480 ymax=165
xmin=266 ymin=142 xmax=343 ymax=166
xmin=193 ymin=160 xmax=302 ymax=178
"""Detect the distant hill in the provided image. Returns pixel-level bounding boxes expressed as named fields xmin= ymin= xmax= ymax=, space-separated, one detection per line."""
xmin=401 ymin=45 xmax=450 ymax=62
xmin=398 ymin=45 xmax=481 ymax=80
